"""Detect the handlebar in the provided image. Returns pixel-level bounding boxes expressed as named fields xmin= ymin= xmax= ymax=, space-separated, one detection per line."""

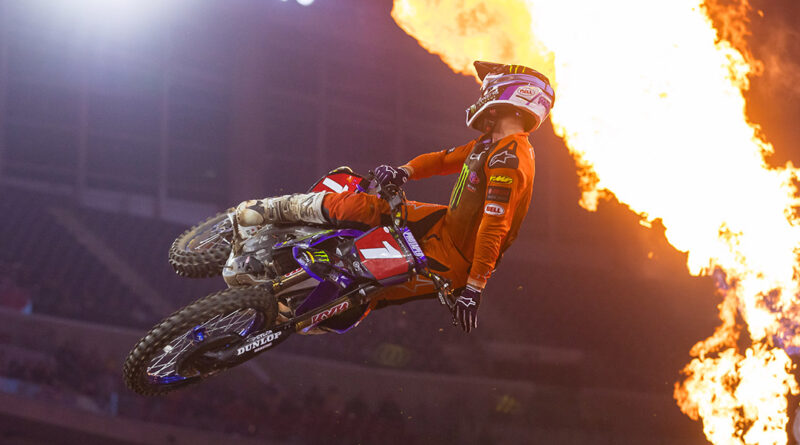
xmin=365 ymin=175 xmax=407 ymax=228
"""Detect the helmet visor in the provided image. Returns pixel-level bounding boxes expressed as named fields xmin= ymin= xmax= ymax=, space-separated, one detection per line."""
xmin=481 ymin=73 xmax=555 ymax=104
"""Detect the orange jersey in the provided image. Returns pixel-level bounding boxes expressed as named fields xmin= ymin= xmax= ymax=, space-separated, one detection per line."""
xmin=403 ymin=132 xmax=535 ymax=288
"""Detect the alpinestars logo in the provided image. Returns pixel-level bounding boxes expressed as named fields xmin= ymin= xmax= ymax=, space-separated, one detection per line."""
xmin=489 ymin=150 xmax=517 ymax=168
xmin=489 ymin=141 xmax=519 ymax=169
xmin=456 ymin=296 xmax=477 ymax=307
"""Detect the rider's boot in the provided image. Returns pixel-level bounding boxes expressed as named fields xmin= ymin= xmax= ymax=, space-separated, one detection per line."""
xmin=236 ymin=192 xmax=328 ymax=227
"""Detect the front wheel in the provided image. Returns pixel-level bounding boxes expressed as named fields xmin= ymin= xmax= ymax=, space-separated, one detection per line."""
xmin=123 ymin=286 xmax=278 ymax=396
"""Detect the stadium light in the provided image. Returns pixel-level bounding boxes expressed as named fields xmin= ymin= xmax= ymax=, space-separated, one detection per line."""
xmin=39 ymin=0 xmax=168 ymax=36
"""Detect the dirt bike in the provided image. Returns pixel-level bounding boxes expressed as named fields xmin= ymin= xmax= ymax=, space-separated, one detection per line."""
xmin=123 ymin=167 xmax=457 ymax=396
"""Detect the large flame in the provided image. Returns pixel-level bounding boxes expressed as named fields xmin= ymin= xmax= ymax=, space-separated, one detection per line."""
xmin=392 ymin=0 xmax=800 ymax=443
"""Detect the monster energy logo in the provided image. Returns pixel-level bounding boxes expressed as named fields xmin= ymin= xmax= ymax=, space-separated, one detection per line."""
xmin=304 ymin=250 xmax=329 ymax=263
xmin=449 ymin=164 xmax=470 ymax=209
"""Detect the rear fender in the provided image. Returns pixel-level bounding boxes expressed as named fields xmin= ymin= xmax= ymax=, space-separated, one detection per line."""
xmin=308 ymin=168 xmax=369 ymax=194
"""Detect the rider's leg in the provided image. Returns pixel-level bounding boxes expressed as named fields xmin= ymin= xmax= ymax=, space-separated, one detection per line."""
xmin=237 ymin=190 xmax=450 ymax=229
xmin=236 ymin=192 xmax=328 ymax=226
xmin=236 ymin=191 xmax=386 ymax=227
xmin=322 ymin=192 xmax=449 ymax=232
xmin=321 ymin=192 xmax=389 ymax=228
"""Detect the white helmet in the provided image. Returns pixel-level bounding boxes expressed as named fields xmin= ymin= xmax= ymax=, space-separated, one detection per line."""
xmin=465 ymin=61 xmax=555 ymax=133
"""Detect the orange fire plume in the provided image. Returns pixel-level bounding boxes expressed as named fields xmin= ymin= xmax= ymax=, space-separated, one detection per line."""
xmin=392 ymin=0 xmax=800 ymax=443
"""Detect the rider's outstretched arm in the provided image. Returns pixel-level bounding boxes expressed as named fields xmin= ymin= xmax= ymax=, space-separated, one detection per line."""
xmin=400 ymin=142 xmax=474 ymax=180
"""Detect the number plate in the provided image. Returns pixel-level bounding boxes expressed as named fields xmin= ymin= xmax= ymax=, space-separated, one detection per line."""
xmin=354 ymin=227 xmax=413 ymax=282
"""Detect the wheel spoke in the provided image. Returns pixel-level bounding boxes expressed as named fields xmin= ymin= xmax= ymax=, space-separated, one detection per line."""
xmin=194 ymin=230 xmax=231 ymax=251
xmin=146 ymin=308 xmax=261 ymax=382
xmin=188 ymin=220 xmax=232 ymax=252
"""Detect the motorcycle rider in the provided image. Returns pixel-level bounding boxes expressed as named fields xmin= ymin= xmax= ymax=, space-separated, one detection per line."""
xmin=236 ymin=61 xmax=555 ymax=332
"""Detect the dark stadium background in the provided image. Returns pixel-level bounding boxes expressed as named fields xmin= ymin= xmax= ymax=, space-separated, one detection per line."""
xmin=0 ymin=0 xmax=798 ymax=444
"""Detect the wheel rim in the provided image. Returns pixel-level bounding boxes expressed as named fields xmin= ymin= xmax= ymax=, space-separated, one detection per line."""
xmin=185 ymin=218 xmax=232 ymax=253
xmin=146 ymin=308 xmax=263 ymax=385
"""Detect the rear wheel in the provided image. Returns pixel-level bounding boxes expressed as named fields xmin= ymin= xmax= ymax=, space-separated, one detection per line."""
xmin=123 ymin=286 xmax=277 ymax=395
xmin=169 ymin=210 xmax=233 ymax=278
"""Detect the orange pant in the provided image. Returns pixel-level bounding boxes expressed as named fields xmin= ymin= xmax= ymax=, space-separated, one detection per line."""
xmin=323 ymin=192 xmax=470 ymax=308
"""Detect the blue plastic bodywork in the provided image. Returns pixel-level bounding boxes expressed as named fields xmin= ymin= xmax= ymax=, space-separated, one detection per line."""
xmin=285 ymin=228 xmax=367 ymax=333
xmin=295 ymin=280 xmax=340 ymax=316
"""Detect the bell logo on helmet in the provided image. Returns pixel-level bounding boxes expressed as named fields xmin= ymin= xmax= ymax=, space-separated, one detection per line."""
xmin=516 ymin=87 xmax=535 ymax=99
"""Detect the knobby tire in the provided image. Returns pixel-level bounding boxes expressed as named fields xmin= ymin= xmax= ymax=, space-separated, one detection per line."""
xmin=169 ymin=210 xmax=233 ymax=278
xmin=123 ymin=286 xmax=277 ymax=396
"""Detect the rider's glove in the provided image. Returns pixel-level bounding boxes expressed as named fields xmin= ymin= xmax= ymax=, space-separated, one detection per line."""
xmin=454 ymin=285 xmax=481 ymax=333
xmin=374 ymin=165 xmax=409 ymax=188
